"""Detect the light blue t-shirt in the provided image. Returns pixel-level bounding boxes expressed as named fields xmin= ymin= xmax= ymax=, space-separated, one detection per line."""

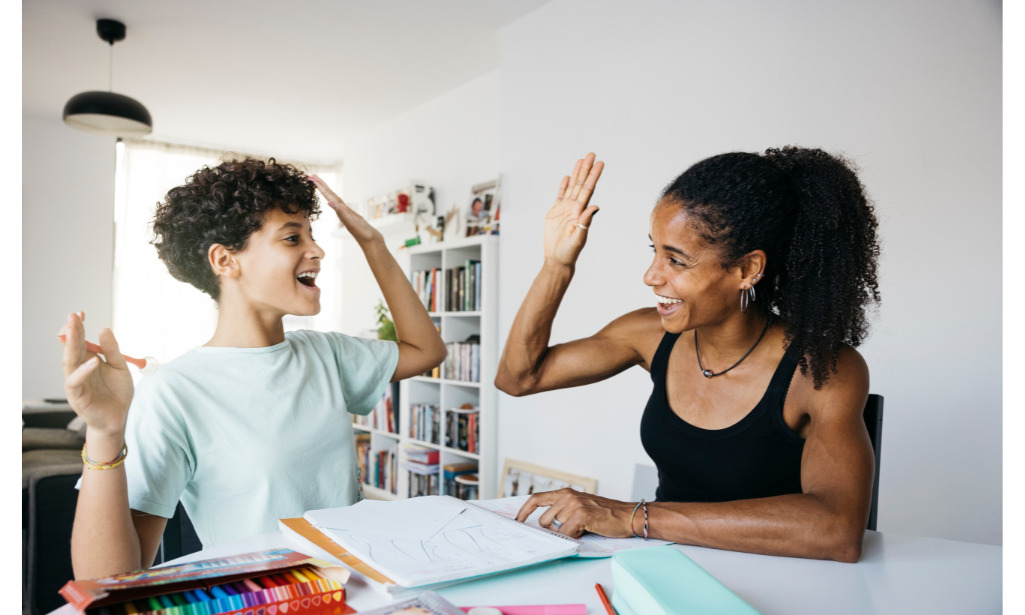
xmin=123 ymin=330 xmax=398 ymax=548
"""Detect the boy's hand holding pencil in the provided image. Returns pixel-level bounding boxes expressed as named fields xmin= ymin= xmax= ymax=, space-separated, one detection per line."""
xmin=58 ymin=311 xmax=135 ymax=448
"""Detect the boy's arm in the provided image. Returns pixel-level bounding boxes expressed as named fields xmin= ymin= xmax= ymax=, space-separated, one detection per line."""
xmin=60 ymin=312 xmax=167 ymax=577
xmin=311 ymin=176 xmax=446 ymax=380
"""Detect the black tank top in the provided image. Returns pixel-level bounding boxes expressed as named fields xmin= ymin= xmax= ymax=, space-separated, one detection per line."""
xmin=640 ymin=331 xmax=805 ymax=502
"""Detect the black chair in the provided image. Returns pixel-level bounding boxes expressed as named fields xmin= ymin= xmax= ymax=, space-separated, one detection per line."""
xmin=155 ymin=502 xmax=203 ymax=564
xmin=22 ymin=451 xmax=82 ymax=615
xmin=863 ymin=394 xmax=884 ymax=531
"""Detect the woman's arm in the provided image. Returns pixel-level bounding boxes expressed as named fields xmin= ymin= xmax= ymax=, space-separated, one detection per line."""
xmin=311 ymin=176 xmax=446 ymax=381
xmin=60 ymin=312 xmax=166 ymax=577
xmin=495 ymin=154 xmax=652 ymax=395
xmin=518 ymin=349 xmax=874 ymax=562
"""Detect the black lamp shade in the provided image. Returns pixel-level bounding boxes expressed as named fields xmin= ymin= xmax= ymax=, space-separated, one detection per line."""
xmin=62 ymin=90 xmax=153 ymax=136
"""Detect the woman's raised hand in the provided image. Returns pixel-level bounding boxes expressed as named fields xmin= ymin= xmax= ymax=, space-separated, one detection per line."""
xmin=59 ymin=312 xmax=134 ymax=440
xmin=309 ymin=175 xmax=383 ymax=246
xmin=544 ymin=153 xmax=604 ymax=267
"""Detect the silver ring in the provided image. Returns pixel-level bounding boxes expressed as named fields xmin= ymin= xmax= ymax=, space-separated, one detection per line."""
xmin=576 ymin=223 xmax=589 ymax=231
xmin=551 ymin=517 xmax=564 ymax=530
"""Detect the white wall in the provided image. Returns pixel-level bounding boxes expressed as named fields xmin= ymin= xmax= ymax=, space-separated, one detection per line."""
xmin=496 ymin=0 xmax=1001 ymax=545
xmin=23 ymin=114 xmax=116 ymax=399
xmin=336 ymin=71 xmax=501 ymax=335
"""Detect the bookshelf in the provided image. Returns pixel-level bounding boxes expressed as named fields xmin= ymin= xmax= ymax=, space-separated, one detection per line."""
xmin=354 ymin=234 xmax=499 ymax=501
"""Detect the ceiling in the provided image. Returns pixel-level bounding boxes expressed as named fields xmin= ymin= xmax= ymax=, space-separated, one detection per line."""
xmin=22 ymin=0 xmax=549 ymax=163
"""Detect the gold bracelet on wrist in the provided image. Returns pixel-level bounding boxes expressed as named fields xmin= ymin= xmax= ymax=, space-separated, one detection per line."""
xmin=82 ymin=442 xmax=128 ymax=470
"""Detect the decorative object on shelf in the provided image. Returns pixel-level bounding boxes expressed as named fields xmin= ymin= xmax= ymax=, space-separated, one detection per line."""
xmin=442 ymin=204 xmax=463 ymax=241
xmin=63 ymin=19 xmax=153 ymax=137
xmin=500 ymin=459 xmax=597 ymax=497
xmin=361 ymin=182 xmax=434 ymax=223
xmin=466 ymin=179 xmax=501 ymax=237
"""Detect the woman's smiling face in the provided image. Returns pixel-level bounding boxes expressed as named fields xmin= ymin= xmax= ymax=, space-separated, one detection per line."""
xmin=643 ymin=199 xmax=742 ymax=333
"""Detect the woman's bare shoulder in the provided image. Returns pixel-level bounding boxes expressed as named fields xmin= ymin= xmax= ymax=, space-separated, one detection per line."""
xmin=790 ymin=344 xmax=870 ymax=419
xmin=597 ymin=307 xmax=667 ymax=369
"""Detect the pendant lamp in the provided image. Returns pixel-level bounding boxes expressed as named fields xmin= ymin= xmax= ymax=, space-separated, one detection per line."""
xmin=62 ymin=19 xmax=153 ymax=137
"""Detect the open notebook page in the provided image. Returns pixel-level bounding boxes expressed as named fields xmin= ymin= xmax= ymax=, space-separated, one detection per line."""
xmin=304 ymin=496 xmax=579 ymax=588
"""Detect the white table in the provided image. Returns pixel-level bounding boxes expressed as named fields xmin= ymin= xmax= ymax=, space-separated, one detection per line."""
xmin=49 ymin=528 xmax=1001 ymax=614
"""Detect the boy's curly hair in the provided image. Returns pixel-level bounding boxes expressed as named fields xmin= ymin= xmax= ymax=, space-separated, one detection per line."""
xmin=151 ymin=157 xmax=319 ymax=300
xmin=661 ymin=146 xmax=881 ymax=389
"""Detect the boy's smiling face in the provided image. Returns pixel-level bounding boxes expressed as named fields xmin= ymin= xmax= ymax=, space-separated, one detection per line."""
xmin=227 ymin=207 xmax=325 ymax=319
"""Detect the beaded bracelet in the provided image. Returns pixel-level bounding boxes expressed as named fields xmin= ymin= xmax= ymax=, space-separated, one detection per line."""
xmin=641 ymin=499 xmax=649 ymax=539
xmin=82 ymin=443 xmax=128 ymax=470
xmin=623 ymin=500 xmax=639 ymax=537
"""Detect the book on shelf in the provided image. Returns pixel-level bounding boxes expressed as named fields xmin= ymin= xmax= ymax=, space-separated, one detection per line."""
xmin=410 ymin=267 xmax=441 ymax=312
xmin=59 ymin=548 xmax=353 ymax=615
xmin=280 ymin=496 xmax=579 ymax=594
xmin=445 ymin=405 xmax=480 ymax=453
xmin=406 ymin=470 xmax=440 ymax=497
xmin=442 ymin=260 xmax=482 ymax=312
xmin=404 ymin=445 xmax=440 ymax=465
xmin=402 ymin=459 xmax=439 ymax=475
xmin=358 ymin=445 xmax=397 ymax=494
xmin=442 ymin=338 xmax=480 ymax=382
xmin=409 ymin=403 xmax=441 ymax=444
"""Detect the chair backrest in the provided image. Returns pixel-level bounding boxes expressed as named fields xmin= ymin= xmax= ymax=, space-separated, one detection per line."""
xmin=863 ymin=394 xmax=884 ymax=531
xmin=630 ymin=463 xmax=659 ymax=502
xmin=155 ymin=502 xmax=202 ymax=565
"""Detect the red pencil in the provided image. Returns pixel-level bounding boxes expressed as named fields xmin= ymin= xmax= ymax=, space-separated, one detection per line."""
xmin=595 ymin=583 xmax=618 ymax=615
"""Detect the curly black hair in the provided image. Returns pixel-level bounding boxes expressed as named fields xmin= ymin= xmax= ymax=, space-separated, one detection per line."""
xmin=151 ymin=157 xmax=320 ymax=300
xmin=660 ymin=146 xmax=881 ymax=389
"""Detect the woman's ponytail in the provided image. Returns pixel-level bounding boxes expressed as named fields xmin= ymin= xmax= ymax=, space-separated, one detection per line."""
xmin=764 ymin=147 xmax=881 ymax=387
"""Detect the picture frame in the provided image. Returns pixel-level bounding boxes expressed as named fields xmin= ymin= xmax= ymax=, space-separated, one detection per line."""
xmin=465 ymin=178 xmax=501 ymax=237
xmin=500 ymin=458 xmax=597 ymax=498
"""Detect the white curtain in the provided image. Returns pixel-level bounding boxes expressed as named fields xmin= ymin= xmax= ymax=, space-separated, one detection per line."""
xmin=112 ymin=140 xmax=340 ymax=375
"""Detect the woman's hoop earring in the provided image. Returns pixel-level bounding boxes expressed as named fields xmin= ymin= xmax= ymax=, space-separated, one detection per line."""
xmin=740 ymin=284 xmax=756 ymax=313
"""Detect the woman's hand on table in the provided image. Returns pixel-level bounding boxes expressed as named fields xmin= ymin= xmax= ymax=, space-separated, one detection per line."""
xmin=515 ymin=487 xmax=637 ymax=539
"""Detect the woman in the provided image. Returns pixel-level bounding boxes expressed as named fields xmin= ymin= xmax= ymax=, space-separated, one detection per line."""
xmin=495 ymin=149 xmax=881 ymax=562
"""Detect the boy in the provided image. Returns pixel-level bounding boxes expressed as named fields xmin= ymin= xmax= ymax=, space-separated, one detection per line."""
xmin=60 ymin=158 xmax=446 ymax=578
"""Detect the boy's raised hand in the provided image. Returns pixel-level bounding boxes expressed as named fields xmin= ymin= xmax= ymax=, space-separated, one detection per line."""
xmin=543 ymin=153 xmax=604 ymax=267
xmin=59 ymin=312 xmax=134 ymax=439
xmin=309 ymin=175 xmax=383 ymax=246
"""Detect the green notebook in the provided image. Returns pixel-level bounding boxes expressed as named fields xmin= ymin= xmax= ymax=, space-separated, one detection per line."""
xmin=611 ymin=546 xmax=760 ymax=615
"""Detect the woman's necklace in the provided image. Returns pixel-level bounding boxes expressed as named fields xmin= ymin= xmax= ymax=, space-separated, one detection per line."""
xmin=694 ymin=316 xmax=771 ymax=378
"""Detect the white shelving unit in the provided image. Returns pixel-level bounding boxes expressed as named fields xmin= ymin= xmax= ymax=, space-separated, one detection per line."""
xmin=354 ymin=234 xmax=499 ymax=501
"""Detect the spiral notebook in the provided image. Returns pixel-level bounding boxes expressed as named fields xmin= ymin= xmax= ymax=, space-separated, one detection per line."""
xmin=297 ymin=495 xmax=580 ymax=590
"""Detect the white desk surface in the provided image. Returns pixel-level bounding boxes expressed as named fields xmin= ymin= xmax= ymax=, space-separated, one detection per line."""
xmin=50 ymin=528 xmax=1001 ymax=614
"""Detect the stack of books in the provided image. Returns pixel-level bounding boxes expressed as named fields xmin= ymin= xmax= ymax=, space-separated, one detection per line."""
xmin=403 ymin=446 xmax=440 ymax=497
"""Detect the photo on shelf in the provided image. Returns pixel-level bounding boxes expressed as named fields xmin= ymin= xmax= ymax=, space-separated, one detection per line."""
xmin=465 ymin=178 xmax=500 ymax=237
